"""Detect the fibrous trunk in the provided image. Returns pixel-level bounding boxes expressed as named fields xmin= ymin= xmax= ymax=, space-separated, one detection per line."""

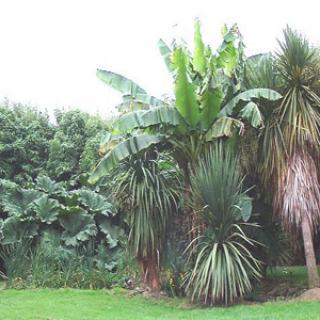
xmin=139 ymin=255 xmax=160 ymax=296
xmin=301 ymin=216 xmax=320 ymax=288
xmin=275 ymin=150 xmax=320 ymax=288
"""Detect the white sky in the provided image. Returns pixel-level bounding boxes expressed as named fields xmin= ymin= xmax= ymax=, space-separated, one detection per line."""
xmin=0 ymin=0 xmax=320 ymax=118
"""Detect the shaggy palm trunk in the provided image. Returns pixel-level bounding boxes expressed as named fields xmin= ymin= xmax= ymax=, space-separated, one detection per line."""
xmin=139 ymin=255 xmax=160 ymax=296
xmin=301 ymin=217 xmax=320 ymax=288
xmin=276 ymin=150 xmax=320 ymax=288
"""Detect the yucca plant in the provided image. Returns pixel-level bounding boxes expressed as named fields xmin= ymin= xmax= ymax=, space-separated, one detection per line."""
xmin=185 ymin=144 xmax=261 ymax=305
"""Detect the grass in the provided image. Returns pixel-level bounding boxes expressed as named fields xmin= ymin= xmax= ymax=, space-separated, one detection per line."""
xmin=1 ymin=266 xmax=320 ymax=319
xmin=0 ymin=288 xmax=319 ymax=320
xmin=267 ymin=266 xmax=320 ymax=287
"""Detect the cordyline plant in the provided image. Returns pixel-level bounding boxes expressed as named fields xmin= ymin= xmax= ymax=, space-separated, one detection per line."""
xmin=244 ymin=26 xmax=320 ymax=288
xmin=114 ymin=154 xmax=180 ymax=295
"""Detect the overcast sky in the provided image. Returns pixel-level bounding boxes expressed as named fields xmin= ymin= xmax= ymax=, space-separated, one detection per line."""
xmin=0 ymin=0 xmax=319 ymax=118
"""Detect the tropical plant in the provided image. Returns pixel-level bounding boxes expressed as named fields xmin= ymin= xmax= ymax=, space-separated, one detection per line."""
xmin=114 ymin=153 xmax=180 ymax=295
xmin=0 ymin=175 xmax=125 ymax=279
xmin=185 ymin=143 xmax=261 ymax=305
xmin=89 ymin=20 xmax=281 ymax=185
xmin=244 ymin=27 xmax=320 ymax=288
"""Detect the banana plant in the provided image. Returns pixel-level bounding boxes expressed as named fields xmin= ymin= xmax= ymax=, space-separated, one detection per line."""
xmin=89 ymin=20 xmax=281 ymax=184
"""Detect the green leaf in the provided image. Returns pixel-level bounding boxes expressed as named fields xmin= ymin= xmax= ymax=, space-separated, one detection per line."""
xmin=199 ymin=88 xmax=223 ymax=129
xmin=219 ymin=88 xmax=282 ymax=117
xmin=239 ymin=102 xmax=264 ymax=128
xmin=33 ymin=195 xmax=60 ymax=224
xmin=114 ymin=106 xmax=182 ymax=132
xmin=158 ymin=39 xmax=174 ymax=73
xmin=60 ymin=213 xmax=97 ymax=247
xmin=78 ymin=189 xmax=114 ymax=216
xmin=36 ymin=176 xmax=65 ymax=194
xmin=206 ymin=117 xmax=243 ymax=140
xmin=216 ymin=24 xmax=239 ymax=76
xmin=238 ymin=195 xmax=253 ymax=222
xmin=89 ymin=134 xmax=164 ymax=184
xmin=125 ymin=93 xmax=167 ymax=107
xmin=60 ymin=205 xmax=87 ymax=216
xmin=193 ymin=19 xmax=206 ymax=76
xmin=96 ymin=69 xmax=146 ymax=96
xmin=1 ymin=188 xmax=43 ymax=218
xmin=173 ymin=47 xmax=200 ymax=128
xmin=1 ymin=217 xmax=38 ymax=244
xmin=99 ymin=218 xmax=125 ymax=249
xmin=95 ymin=241 xmax=122 ymax=271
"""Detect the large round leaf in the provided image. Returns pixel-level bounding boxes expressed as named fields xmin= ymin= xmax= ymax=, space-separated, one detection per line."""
xmin=33 ymin=195 xmax=60 ymax=224
xmin=59 ymin=213 xmax=97 ymax=247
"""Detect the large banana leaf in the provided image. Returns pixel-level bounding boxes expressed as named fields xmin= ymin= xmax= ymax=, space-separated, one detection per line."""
xmin=219 ymin=88 xmax=282 ymax=117
xmin=173 ymin=47 xmax=200 ymax=128
xmin=205 ymin=117 xmax=244 ymax=140
xmin=89 ymin=134 xmax=164 ymax=184
xmin=114 ymin=106 xmax=182 ymax=132
xmin=97 ymin=69 xmax=166 ymax=108
xmin=243 ymin=53 xmax=282 ymax=90
xmin=216 ymin=24 xmax=239 ymax=77
xmin=122 ymin=93 xmax=167 ymax=107
xmin=239 ymin=102 xmax=264 ymax=128
xmin=158 ymin=39 xmax=174 ymax=73
xmin=96 ymin=69 xmax=146 ymax=96
xmin=199 ymin=88 xmax=223 ymax=129
xmin=193 ymin=19 xmax=206 ymax=76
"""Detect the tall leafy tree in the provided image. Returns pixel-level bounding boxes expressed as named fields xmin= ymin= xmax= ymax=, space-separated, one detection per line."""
xmin=47 ymin=110 xmax=108 ymax=181
xmin=0 ymin=104 xmax=53 ymax=185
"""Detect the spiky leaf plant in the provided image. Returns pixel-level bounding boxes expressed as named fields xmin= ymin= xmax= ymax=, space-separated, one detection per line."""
xmin=244 ymin=27 xmax=320 ymax=287
xmin=115 ymin=152 xmax=180 ymax=294
xmin=185 ymin=144 xmax=261 ymax=305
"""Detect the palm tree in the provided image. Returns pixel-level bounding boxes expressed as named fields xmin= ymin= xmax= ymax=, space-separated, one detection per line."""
xmin=244 ymin=27 xmax=320 ymax=287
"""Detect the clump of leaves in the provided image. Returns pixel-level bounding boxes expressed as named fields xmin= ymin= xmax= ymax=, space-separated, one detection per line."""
xmin=185 ymin=143 xmax=261 ymax=305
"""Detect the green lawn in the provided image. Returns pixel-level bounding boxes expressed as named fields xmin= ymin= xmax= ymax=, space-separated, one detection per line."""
xmin=0 ymin=288 xmax=319 ymax=320
xmin=267 ymin=266 xmax=319 ymax=287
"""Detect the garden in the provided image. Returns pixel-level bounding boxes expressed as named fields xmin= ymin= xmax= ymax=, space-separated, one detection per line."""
xmin=1 ymin=19 xmax=320 ymax=319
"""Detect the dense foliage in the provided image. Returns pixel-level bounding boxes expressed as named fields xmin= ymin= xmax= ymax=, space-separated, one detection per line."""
xmin=0 ymin=107 xmax=128 ymax=288
xmin=1 ymin=20 xmax=320 ymax=306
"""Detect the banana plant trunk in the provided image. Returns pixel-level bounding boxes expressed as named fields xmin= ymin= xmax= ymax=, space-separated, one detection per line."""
xmin=301 ymin=217 xmax=320 ymax=288
xmin=139 ymin=255 xmax=160 ymax=296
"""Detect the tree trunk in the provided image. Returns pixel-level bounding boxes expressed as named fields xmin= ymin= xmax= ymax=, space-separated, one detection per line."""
xmin=301 ymin=216 xmax=320 ymax=288
xmin=138 ymin=255 xmax=160 ymax=297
